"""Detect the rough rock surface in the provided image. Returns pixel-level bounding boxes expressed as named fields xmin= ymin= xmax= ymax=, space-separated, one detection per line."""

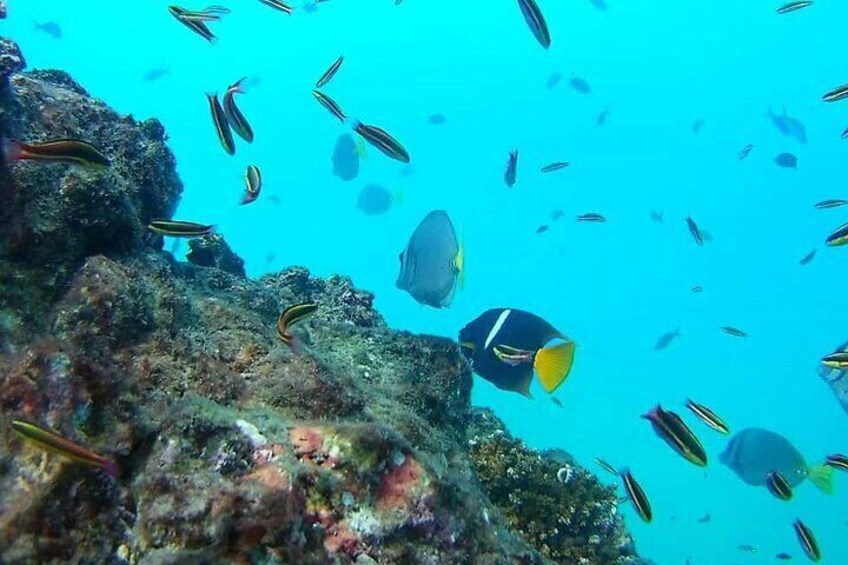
xmin=0 ymin=37 xmax=646 ymax=564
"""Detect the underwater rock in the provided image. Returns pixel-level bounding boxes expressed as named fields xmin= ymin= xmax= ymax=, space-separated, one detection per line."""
xmin=0 ymin=37 xmax=25 ymax=82
xmin=186 ymin=233 xmax=246 ymax=278
xmin=0 ymin=37 xmax=644 ymax=564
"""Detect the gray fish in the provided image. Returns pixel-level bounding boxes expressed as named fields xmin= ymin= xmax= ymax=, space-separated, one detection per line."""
xmin=357 ymin=184 xmax=394 ymax=216
xmin=654 ymin=327 xmax=681 ymax=351
xmin=517 ymin=0 xmax=551 ymax=49
xmin=331 ymin=134 xmax=359 ymax=181
xmin=546 ymin=73 xmax=562 ymax=89
xmin=396 ymin=210 xmax=463 ymax=309
xmin=650 ymin=210 xmax=663 ymax=223
xmin=597 ymin=106 xmax=610 ymax=125
xmin=504 ymin=150 xmax=518 ymax=187
xmin=33 ymin=20 xmax=62 ymax=39
xmin=767 ymin=109 xmax=807 ymax=144
xmin=569 ymin=76 xmax=591 ymax=94
xmin=720 ymin=428 xmax=833 ymax=493
xmin=775 ymin=152 xmax=798 ymax=169
xmin=819 ymin=341 xmax=848 ymax=417
xmin=142 ymin=68 xmax=170 ymax=82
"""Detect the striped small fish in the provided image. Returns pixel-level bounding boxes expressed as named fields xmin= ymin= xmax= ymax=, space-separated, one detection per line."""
xmin=242 ymin=165 xmax=262 ymax=205
xmin=259 ymin=0 xmax=294 ymax=14
xmin=316 ymin=55 xmax=344 ymax=89
xmin=821 ymin=352 xmax=848 ymax=370
xmin=4 ymin=138 xmax=110 ymax=168
xmin=793 ymin=519 xmax=821 ymax=562
xmin=11 ymin=419 xmax=119 ymax=476
xmin=147 ymin=220 xmax=215 ymax=238
xmin=643 ymin=404 xmax=708 ymax=467
xmin=621 ymin=469 xmax=652 ymax=523
xmin=823 ymin=83 xmax=848 ymax=103
xmin=686 ymin=216 xmax=704 ymax=246
xmin=825 ymin=453 xmax=848 ymax=472
xmin=277 ymin=303 xmax=319 ymax=348
xmin=766 ymin=471 xmax=793 ymax=501
xmin=814 ymin=199 xmax=847 ymax=210
xmin=594 ymin=457 xmax=619 ymax=477
xmin=825 ymin=222 xmax=848 ymax=246
xmin=223 ymin=78 xmax=254 ymax=143
xmin=312 ymin=90 xmax=346 ymax=123
xmin=685 ymin=399 xmax=730 ymax=435
xmin=207 ymin=93 xmax=235 ymax=155
xmin=516 ymin=0 xmax=551 ymax=49
xmin=777 ymin=1 xmax=813 ymax=14
xmin=540 ymin=161 xmax=569 ymax=173
xmin=721 ymin=326 xmax=748 ymax=338
xmin=577 ymin=213 xmax=606 ymax=223
xmin=354 ymin=123 xmax=410 ymax=164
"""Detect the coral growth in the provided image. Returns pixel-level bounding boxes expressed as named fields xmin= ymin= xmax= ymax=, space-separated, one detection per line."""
xmin=0 ymin=36 xmax=646 ymax=564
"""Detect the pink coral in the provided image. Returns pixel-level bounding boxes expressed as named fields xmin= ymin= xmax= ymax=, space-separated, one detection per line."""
xmin=376 ymin=455 xmax=427 ymax=513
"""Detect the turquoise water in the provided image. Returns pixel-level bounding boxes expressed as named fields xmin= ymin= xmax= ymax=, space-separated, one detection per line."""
xmin=6 ymin=0 xmax=848 ymax=562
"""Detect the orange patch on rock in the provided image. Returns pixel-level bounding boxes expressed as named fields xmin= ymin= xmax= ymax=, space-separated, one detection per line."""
xmin=376 ymin=456 xmax=425 ymax=513
xmin=323 ymin=522 xmax=359 ymax=555
xmin=289 ymin=426 xmax=325 ymax=460
xmin=240 ymin=464 xmax=289 ymax=491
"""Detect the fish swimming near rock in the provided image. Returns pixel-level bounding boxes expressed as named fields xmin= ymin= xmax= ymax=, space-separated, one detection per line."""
xmin=277 ymin=303 xmax=318 ymax=349
xmin=357 ymin=184 xmax=398 ymax=215
xmin=620 ymin=469 xmax=652 ymax=523
xmin=459 ymin=308 xmax=576 ymax=398
xmin=654 ymin=328 xmax=681 ymax=351
xmin=332 ymin=134 xmax=360 ymax=181
xmin=767 ymin=109 xmax=807 ymax=144
xmin=207 ymin=93 xmax=235 ymax=155
xmin=33 ymin=21 xmax=62 ymax=39
xmin=11 ymin=419 xmax=119 ymax=476
xmin=148 ymin=220 xmax=215 ymax=238
xmin=3 ymin=138 xmax=110 ymax=168
xmin=397 ymin=210 xmax=464 ymax=308
xmin=720 ymin=428 xmax=833 ymax=494
xmin=818 ymin=341 xmax=848 ymax=417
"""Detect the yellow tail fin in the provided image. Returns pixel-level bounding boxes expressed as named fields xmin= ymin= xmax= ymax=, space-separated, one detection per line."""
xmin=534 ymin=341 xmax=576 ymax=394
xmin=393 ymin=188 xmax=405 ymax=206
xmin=808 ymin=464 xmax=835 ymax=495
xmin=454 ymin=239 xmax=465 ymax=291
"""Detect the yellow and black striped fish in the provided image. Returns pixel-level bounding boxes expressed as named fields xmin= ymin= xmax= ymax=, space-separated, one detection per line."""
xmin=168 ymin=6 xmax=218 ymax=42
xmin=223 ymin=78 xmax=254 ymax=143
xmin=354 ymin=122 xmax=410 ymax=164
xmin=517 ymin=0 xmax=551 ymax=49
xmin=766 ymin=471 xmax=793 ymax=501
xmin=825 ymin=453 xmax=848 ymax=471
xmin=316 ymin=55 xmax=344 ymax=89
xmin=777 ymin=1 xmax=813 ymax=14
xmin=643 ymin=404 xmax=708 ymax=467
xmin=821 ymin=351 xmax=848 ymax=370
xmin=207 ymin=93 xmax=235 ymax=155
xmin=621 ymin=469 xmax=652 ymax=523
xmin=793 ymin=519 xmax=821 ymax=562
xmin=147 ymin=220 xmax=215 ymax=237
xmin=241 ymin=165 xmax=262 ymax=205
xmin=685 ymin=399 xmax=729 ymax=435
xmin=277 ymin=303 xmax=319 ymax=348
xmin=11 ymin=419 xmax=119 ymax=476
xmin=825 ymin=222 xmax=848 ymax=246
xmin=312 ymin=90 xmax=346 ymax=123
xmin=3 ymin=138 xmax=110 ymax=168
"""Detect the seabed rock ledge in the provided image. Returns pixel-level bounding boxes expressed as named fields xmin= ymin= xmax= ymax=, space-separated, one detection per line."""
xmin=0 ymin=36 xmax=647 ymax=564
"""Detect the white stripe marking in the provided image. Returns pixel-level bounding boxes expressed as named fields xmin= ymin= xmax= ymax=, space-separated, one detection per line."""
xmin=484 ymin=309 xmax=512 ymax=350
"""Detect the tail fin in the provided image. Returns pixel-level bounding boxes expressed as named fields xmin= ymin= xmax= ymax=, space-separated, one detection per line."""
xmin=454 ymin=239 xmax=465 ymax=291
xmin=534 ymin=341 xmax=576 ymax=393
xmin=393 ymin=188 xmax=405 ymax=206
xmin=808 ymin=464 xmax=835 ymax=495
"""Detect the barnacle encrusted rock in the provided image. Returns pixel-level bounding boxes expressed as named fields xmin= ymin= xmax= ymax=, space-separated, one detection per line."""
xmin=0 ymin=36 xmax=648 ymax=564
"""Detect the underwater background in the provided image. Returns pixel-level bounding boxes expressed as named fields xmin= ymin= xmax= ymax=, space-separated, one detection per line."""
xmin=5 ymin=0 xmax=848 ymax=562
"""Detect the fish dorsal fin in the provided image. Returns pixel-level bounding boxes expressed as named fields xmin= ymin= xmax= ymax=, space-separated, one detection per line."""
xmin=534 ymin=341 xmax=576 ymax=394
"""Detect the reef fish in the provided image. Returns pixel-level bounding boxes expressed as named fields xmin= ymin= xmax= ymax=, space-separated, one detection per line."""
xmin=504 ymin=150 xmax=518 ymax=187
xmin=577 ymin=213 xmax=606 ymax=222
xmin=799 ymin=249 xmax=816 ymax=265
xmin=767 ymin=470 xmax=794 ymax=500
xmin=775 ymin=152 xmax=798 ymax=169
xmin=3 ymin=138 xmax=110 ymax=168
xmin=541 ymin=161 xmax=569 ymax=173
xmin=357 ymin=184 xmax=395 ymax=215
xmin=720 ymin=428 xmax=833 ymax=493
xmin=569 ymin=76 xmax=591 ymax=93
xmin=428 ymin=114 xmax=447 ymax=125
xmin=459 ymin=308 xmax=576 ymax=398
xmin=142 ymin=67 xmax=170 ymax=82
xmin=793 ymin=520 xmax=821 ymax=562
xmin=354 ymin=122 xmax=410 ymax=163
xmin=277 ymin=303 xmax=318 ymax=349
xmin=685 ymin=216 xmax=704 ymax=245
xmin=313 ymin=90 xmax=346 ymax=122
xmin=546 ymin=73 xmax=562 ymax=89
xmin=241 ymin=165 xmax=261 ymax=205
xmin=332 ymin=134 xmax=359 ymax=181
xmin=259 ymin=0 xmax=294 ymax=13
xmin=316 ymin=55 xmax=344 ymax=88
xmin=642 ymin=405 xmax=708 ymax=467
xmin=33 ymin=21 xmax=62 ymax=39
xmin=767 ymin=109 xmax=807 ymax=144
xmin=739 ymin=144 xmax=753 ymax=160
xmin=825 ymin=454 xmax=848 ymax=471
xmin=147 ymin=220 xmax=215 ymax=238
xmin=396 ymin=210 xmax=463 ymax=308
xmin=823 ymin=84 xmax=848 ymax=103
xmin=819 ymin=341 xmax=848 ymax=416
xmin=620 ymin=469 xmax=652 ymax=523
xmin=223 ymin=78 xmax=254 ymax=143
xmin=685 ymin=399 xmax=729 ymax=435
xmin=11 ymin=419 xmax=118 ymax=476
xmin=516 ymin=0 xmax=551 ymax=49
xmin=207 ymin=93 xmax=235 ymax=155
xmin=825 ymin=223 xmax=848 ymax=246
xmin=654 ymin=328 xmax=681 ymax=351
xmin=814 ymin=199 xmax=847 ymax=209
xmin=777 ymin=1 xmax=813 ymax=14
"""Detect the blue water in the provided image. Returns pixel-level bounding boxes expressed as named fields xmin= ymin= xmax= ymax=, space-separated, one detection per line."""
xmin=6 ymin=1 xmax=848 ymax=562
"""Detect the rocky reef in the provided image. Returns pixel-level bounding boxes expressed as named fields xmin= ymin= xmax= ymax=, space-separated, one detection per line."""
xmin=0 ymin=36 xmax=645 ymax=564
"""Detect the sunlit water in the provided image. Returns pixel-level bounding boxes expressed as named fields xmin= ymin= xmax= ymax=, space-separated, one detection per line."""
xmin=5 ymin=1 xmax=848 ymax=563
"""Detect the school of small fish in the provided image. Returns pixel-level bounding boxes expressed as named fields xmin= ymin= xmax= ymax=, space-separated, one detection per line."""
xmin=3 ymin=1 xmax=847 ymax=563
